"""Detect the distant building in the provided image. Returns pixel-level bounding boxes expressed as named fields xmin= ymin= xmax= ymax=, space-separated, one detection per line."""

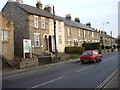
xmin=0 ymin=13 xmax=14 ymax=60
xmin=56 ymin=15 xmax=100 ymax=47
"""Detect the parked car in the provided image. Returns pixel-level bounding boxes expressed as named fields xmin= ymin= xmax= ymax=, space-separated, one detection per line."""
xmin=80 ymin=50 xmax=102 ymax=64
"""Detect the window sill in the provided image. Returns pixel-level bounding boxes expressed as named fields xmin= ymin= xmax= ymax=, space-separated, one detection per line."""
xmin=2 ymin=41 xmax=9 ymax=43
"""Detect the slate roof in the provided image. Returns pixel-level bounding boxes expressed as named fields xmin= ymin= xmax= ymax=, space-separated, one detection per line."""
xmin=55 ymin=16 xmax=97 ymax=32
xmin=5 ymin=2 xmax=98 ymax=32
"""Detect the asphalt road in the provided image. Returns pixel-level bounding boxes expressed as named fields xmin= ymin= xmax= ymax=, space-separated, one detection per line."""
xmin=2 ymin=52 xmax=119 ymax=89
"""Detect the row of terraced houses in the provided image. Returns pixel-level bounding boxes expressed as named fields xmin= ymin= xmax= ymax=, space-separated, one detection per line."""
xmin=0 ymin=0 xmax=116 ymax=61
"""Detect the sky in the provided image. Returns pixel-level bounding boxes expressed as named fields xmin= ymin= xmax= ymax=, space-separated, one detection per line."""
xmin=0 ymin=0 xmax=119 ymax=38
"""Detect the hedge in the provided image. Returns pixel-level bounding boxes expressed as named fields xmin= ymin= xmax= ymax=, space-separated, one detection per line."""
xmin=105 ymin=46 xmax=112 ymax=49
xmin=65 ymin=47 xmax=85 ymax=54
xmin=82 ymin=43 xmax=100 ymax=50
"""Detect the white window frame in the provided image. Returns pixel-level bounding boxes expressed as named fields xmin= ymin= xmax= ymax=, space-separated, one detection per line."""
xmin=59 ymin=36 xmax=62 ymax=44
xmin=1 ymin=29 xmax=9 ymax=41
xmin=74 ymin=39 xmax=78 ymax=47
xmin=84 ymin=31 xmax=86 ymax=38
xmin=34 ymin=33 xmax=40 ymax=47
xmin=79 ymin=30 xmax=81 ymax=37
xmin=92 ymin=32 xmax=94 ymax=38
xmin=67 ymin=27 xmax=71 ymax=36
xmin=41 ymin=18 xmax=45 ymax=29
xmin=58 ymin=22 xmax=61 ymax=31
xmin=68 ymin=40 xmax=72 ymax=46
xmin=34 ymin=16 xmax=39 ymax=28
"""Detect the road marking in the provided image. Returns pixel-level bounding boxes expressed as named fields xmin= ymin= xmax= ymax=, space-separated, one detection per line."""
xmin=28 ymin=76 xmax=63 ymax=89
xmin=95 ymin=69 xmax=118 ymax=90
xmin=76 ymin=65 xmax=95 ymax=72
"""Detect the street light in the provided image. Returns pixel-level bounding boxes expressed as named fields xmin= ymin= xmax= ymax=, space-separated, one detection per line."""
xmin=103 ymin=22 xmax=109 ymax=31
xmin=102 ymin=22 xmax=109 ymax=53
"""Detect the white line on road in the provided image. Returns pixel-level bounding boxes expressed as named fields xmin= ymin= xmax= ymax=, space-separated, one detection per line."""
xmin=28 ymin=76 xmax=63 ymax=89
xmin=76 ymin=65 xmax=95 ymax=72
xmin=95 ymin=68 xmax=118 ymax=90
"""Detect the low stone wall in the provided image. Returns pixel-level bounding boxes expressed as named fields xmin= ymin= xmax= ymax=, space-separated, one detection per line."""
xmin=18 ymin=58 xmax=38 ymax=69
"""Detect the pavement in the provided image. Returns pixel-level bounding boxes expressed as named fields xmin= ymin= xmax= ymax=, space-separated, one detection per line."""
xmin=2 ymin=52 xmax=119 ymax=89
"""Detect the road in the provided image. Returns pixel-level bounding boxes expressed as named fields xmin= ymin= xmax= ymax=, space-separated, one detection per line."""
xmin=2 ymin=52 xmax=119 ymax=89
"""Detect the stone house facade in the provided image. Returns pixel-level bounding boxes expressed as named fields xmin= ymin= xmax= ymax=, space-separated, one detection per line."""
xmin=2 ymin=1 xmax=65 ymax=59
xmin=0 ymin=13 xmax=14 ymax=60
xmin=56 ymin=15 xmax=100 ymax=47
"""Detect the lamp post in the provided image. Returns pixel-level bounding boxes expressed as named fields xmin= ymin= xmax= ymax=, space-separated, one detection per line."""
xmin=102 ymin=22 xmax=109 ymax=53
xmin=102 ymin=22 xmax=109 ymax=45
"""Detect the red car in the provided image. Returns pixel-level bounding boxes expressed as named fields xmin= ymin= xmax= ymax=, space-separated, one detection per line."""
xmin=80 ymin=51 xmax=102 ymax=64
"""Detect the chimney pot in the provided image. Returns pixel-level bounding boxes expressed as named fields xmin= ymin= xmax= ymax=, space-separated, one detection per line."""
xmin=36 ymin=0 xmax=42 ymax=9
xmin=86 ymin=22 xmax=91 ymax=27
xmin=65 ymin=14 xmax=71 ymax=20
xmin=74 ymin=18 xmax=80 ymax=23
xmin=44 ymin=5 xmax=52 ymax=13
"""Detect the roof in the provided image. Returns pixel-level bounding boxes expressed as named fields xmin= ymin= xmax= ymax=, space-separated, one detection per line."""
xmin=4 ymin=2 xmax=98 ymax=32
xmin=56 ymin=16 xmax=98 ymax=32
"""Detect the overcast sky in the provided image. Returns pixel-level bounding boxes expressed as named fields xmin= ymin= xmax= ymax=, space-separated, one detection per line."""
xmin=0 ymin=0 xmax=119 ymax=37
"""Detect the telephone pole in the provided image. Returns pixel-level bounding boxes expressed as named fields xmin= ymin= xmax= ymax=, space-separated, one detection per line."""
xmin=53 ymin=6 xmax=58 ymax=63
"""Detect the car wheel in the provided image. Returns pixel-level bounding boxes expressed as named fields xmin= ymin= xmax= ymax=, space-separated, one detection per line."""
xmin=99 ymin=58 xmax=102 ymax=62
xmin=93 ymin=58 xmax=96 ymax=63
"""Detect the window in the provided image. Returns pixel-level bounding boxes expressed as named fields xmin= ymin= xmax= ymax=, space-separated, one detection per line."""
xmin=59 ymin=36 xmax=62 ymax=44
xmin=68 ymin=40 xmax=71 ymax=46
xmin=74 ymin=39 xmax=78 ymax=47
xmin=1 ymin=30 xmax=9 ymax=41
xmin=67 ymin=27 xmax=71 ymax=36
xmin=79 ymin=30 xmax=81 ymax=37
xmin=41 ymin=19 xmax=45 ymax=29
xmin=92 ymin=32 xmax=94 ymax=38
xmin=84 ymin=31 xmax=86 ymax=38
xmin=34 ymin=34 xmax=40 ymax=47
xmin=88 ymin=31 xmax=90 ymax=37
xmin=34 ymin=16 xmax=39 ymax=28
xmin=58 ymin=22 xmax=61 ymax=31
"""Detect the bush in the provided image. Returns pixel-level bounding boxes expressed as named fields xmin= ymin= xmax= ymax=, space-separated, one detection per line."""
xmin=105 ymin=46 xmax=112 ymax=49
xmin=70 ymin=54 xmax=80 ymax=59
xmin=65 ymin=47 xmax=85 ymax=54
xmin=82 ymin=43 xmax=100 ymax=50
xmin=101 ymin=45 xmax=105 ymax=49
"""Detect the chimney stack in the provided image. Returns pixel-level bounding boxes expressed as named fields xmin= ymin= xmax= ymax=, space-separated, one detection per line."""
xmin=16 ymin=0 xmax=23 ymax=4
xmin=86 ymin=22 xmax=91 ymax=27
xmin=36 ymin=0 xmax=42 ymax=9
xmin=44 ymin=5 xmax=52 ymax=13
xmin=65 ymin=14 xmax=71 ymax=20
xmin=74 ymin=18 xmax=80 ymax=23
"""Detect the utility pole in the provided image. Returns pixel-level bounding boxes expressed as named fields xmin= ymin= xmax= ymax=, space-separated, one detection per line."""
xmin=110 ymin=31 xmax=112 ymax=46
xmin=53 ymin=6 xmax=57 ymax=63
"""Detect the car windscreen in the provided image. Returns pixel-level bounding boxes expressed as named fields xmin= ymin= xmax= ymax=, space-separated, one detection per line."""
xmin=82 ymin=52 xmax=92 ymax=55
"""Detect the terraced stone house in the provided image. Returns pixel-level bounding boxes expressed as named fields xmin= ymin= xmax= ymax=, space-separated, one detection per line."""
xmin=0 ymin=13 xmax=14 ymax=60
xmin=2 ymin=0 xmax=100 ymax=60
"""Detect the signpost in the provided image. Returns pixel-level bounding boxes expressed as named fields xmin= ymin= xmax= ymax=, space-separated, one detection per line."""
xmin=23 ymin=39 xmax=32 ymax=59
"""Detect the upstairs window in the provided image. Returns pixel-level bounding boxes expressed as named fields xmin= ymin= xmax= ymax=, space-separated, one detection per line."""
xmin=67 ymin=27 xmax=71 ymax=36
xmin=79 ymin=30 xmax=81 ymax=37
xmin=34 ymin=16 xmax=39 ymax=28
xmin=92 ymin=32 xmax=94 ymax=38
xmin=34 ymin=34 xmax=40 ymax=47
xmin=41 ymin=19 xmax=45 ymax=29
xmin=59 ymin=36 xmax=62 ymax=44
xmin=1 ymin=30 xmax=9 ymax=41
